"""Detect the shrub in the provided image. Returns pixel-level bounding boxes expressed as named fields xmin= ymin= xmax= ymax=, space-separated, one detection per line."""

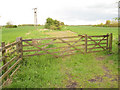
xmin=100 ymin=23 xmax=104 ymax=27
xmin=109 ymin=21 xmax=118 ymax=27
xmin=5 ymin=25 xmax=17 ymax=28
xmin=18 ymin=24 xmax=41 ymax=26
xmin=105 ymin=20 xmax=111 ymax=26
xmin=49 ymin=25 xmax=57 ymax=30
xmin=96 ymin=23 xmax=103 ymax=27
xmin=60 ymin=22 xmax=64 ymax=26
xmin=94 ymin=20 xmax=118 ymax=27
xmin=44 ymin=18 xmax=64 ymax=30
xmin=38 ymin=24 xmax=41 ymax=26
xmin=92 ymin=24 xmax=98 ymax=27
xmin=18 ymin=24 xmax=35 ymax=26
xmin=5 ymin=21 xmax=17 ymax=28
xmin=103 ymin=24 xmax=108 ymax=27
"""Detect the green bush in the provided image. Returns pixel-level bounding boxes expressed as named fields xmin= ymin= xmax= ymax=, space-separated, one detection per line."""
xmin=94 ymin=20 xmax=118 ymax=27
xmin=18 ymin=24 xmax=41 ymax=26
xmin=60 ymin=22 xmax=64 ymax=26
xmin=37 ymin=24 xmax=41 ymax=26
xmin=105 ymin=20 xmax=111 ymax=26
xmin=96 ymin=24 xmax=103 ymax=27
xmin=109 ymin=21 xmax=118 ymax=27
xmin=5 ymin=25 xmax=17 ymax=28
xmin=92 ymin=25 xmax=97 ymax=27
xmin=49 ymin=25 xmax=57 ymax=30
xmin=45 ymin=18 xmax=64 ymax=30
xmin=103 ymin=24 xmax=108 ymax=27
xmin=18 ymin=24 xmax=35 ymax=26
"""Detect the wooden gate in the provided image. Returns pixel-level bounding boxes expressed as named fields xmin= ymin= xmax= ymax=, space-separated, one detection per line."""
xmin=22 ymin=33 xmax=112 ymax=58
xmin=0 ymin=33 xmax=112 ymax=86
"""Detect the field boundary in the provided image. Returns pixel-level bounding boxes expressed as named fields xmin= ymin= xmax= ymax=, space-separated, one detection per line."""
xmin=0 ymin=33 xmax=112 ymax=86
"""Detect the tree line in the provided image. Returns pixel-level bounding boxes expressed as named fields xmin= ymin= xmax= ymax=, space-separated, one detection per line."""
xmin=94 ymin=18 xmax=120 ymax=27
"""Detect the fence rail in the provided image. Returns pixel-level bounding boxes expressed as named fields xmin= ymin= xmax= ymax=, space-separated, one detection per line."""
xmin=22 ymin=33 xmax=111 ymax=58
xmin=0 ymin=37 xmax=23 ymax=86
xmin=0 ymin=33 xmax=112 ymax=86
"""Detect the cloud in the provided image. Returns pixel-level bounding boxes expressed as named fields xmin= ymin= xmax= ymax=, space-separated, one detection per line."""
xmin=0 ymin=0 xmax=118 ymax=25
xmin=53 ymin=2 xmax=117 ymax=25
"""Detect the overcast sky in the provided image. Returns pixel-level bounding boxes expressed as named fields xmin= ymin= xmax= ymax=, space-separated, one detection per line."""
xmin=0 ymin=0 xmax=118 ymax=25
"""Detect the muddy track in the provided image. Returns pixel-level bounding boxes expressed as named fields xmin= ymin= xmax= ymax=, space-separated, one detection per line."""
xmin=88 ymin=56 xmax=118 ymax=88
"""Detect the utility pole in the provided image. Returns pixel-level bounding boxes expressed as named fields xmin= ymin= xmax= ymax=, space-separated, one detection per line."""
xmin=33 ymin=8 xmax=37 ymax=28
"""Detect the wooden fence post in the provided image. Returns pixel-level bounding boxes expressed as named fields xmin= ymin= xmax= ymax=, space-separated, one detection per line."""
xmin=118 ymin=35 xmax=120 ymax=62
xmin=85 ymin=34 xmax=87 ymax=53
xmin=106 ymin=33 xmax=109 ymax=50
xmin=20 ymin=37 xmax=23 ymax=60
xmin=2 ymin=42 xmax=8 ymax=80
xmin=118 ymin=35 xmax=120 ymax=47
xmin=16 ymin=37 xmax=23 ymax=60
xmin=109 ymin=33 xmax=112 ymax=52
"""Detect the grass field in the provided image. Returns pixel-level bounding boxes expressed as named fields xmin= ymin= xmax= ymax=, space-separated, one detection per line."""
xmin=1 ymin=26 xmax=119 ymax=88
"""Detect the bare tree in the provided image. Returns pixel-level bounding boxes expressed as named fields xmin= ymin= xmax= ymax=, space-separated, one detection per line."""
xmin=6 ymin=21 xmax=12 ymax=25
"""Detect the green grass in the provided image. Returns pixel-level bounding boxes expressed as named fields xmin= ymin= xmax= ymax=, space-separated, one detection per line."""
xmin=62 ymin=53 xmax=118 ymax=88
xmin=2 ymin=26 xmax=118 ymax=88
xmin=63 ymin=26 xmax=118 ymax=36
xmin=6 ymin=52 xmax=118 ymax=88
xmin=2 ymin=26 xmax=46 ymax=43
xmin=7 ymin=55 xmax=64 ymax=88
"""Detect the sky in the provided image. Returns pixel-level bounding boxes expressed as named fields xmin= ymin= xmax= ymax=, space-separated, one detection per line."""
xmin=0 ymin=0 xmax=118 ymax=25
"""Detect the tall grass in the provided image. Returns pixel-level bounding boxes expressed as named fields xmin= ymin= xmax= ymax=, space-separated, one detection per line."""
xmin=2 ymin=26 xmax=118 ymax=88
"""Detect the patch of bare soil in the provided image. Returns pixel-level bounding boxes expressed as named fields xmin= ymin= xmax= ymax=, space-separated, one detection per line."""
xmin=66 ymin=30 xmax=77 ymax=34
xmin=3 ymin=78 xmax=12 ymax=86
xmin=60 ymin=59 xmax=78 ymax=88
xmin=66 ymin=81 xmax=78 ymax=88
xmin=88 ymin=56 xmax=118 ymax=85
xmin=44 ymin=30 xmax=77 ymax=38
xmin=96 ymin=56 xmax=106 ymax=61
xmin=102 ymin=66 xmax=110 ymax=72
xmin=39 ymin=29 xmax=49 ymax=31
xmin=88 ymin=76 xmax=103 ymax=82
xmin=26 ymin=32 xmax=31 ymax=35
xmin=88 ymin=65 xmax=118 ymax=84
xmin=65 ymin=72 xmax=78 ymax=88
xmin=96 ymin=55 xmax=114 ymax=64
xmin=102 ymin=66 xmax=118 ymax=81
xmin=108 ymin=60 xmax=114 ymax=64
xmin=45 ymin=30 xmax=79 ymax=56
